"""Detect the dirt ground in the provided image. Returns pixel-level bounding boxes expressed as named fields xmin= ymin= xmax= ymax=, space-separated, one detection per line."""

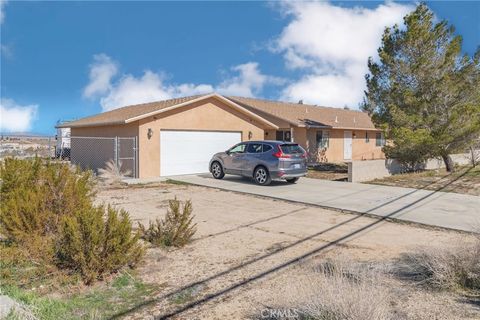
xmin=306 ymin=169 xmax=348 ymax=181
xmin=367 ymin=165 xmax=480 ymax=196
xmin=96 ymin=183 xmax=479 ymax=319
xmin=306 ymin=163 xmax=348 ymax=181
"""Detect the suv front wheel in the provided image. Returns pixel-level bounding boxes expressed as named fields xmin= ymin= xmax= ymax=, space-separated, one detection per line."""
xmin=254 ymin=166 xmax=271 ymax=186
xmin=211 ymin=161 xmax=225 ymax=179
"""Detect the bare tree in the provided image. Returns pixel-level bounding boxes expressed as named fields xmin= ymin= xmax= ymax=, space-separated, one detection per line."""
xmin=469 ymin=139 xmax=480 ymax=167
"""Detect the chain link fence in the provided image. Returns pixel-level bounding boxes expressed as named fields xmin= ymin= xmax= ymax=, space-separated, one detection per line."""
xmin=69 ymin=136 xmax=138 ymax=178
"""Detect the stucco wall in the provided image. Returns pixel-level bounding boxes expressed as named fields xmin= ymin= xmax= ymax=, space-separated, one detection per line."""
xmin=264 ymin=129 xmax=276 ymax=140
xmin=352 ymin=130 xmax=385 ymax=160
xmin=348 ymin=153 xmax=474 ymax=182
xmin=305 ymin=128 xmax=384 ymax=163
xmin=262 ymin=114 xmax=292 ymax=141
xmin=138 ymin=97 xmax=267 ymax=178
xmin=71 ymin=123 xmax=139 ymax=137
xmin=293 ymin=127 xmax=308 ymax=149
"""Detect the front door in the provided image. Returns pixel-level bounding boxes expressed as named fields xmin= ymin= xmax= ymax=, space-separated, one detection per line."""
xmin=344 ymin=131 xmax=352 ymax=160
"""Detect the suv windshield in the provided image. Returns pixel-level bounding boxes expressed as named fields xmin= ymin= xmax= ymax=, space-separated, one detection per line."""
xmin=280 ymin=144 xmax=304 ymax=154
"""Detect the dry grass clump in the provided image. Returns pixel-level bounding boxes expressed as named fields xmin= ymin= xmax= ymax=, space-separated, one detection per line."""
xmin=97 ymin=159 xmax=132 ymax=186
xmin=257 ymin=259 xmax=394 ymax=320
xmin=395 ymin=237 xmax=480 ymax=292
xmin=138 ymin=197 xmax=196 ymax=247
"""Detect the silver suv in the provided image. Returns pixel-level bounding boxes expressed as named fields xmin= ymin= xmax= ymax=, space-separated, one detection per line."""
xmin=209 ymin=140 xmax=307 ymax=185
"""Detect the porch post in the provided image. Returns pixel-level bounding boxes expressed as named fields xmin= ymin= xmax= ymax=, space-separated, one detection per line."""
xmin=290 ymin=127 xmax=294 ymax=142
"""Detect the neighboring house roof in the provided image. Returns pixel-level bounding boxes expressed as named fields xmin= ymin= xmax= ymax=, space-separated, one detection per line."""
xmin=59 ymin=93 xmax=377 ymax=130
xmin=227 ymin=96 xmax=377 ymax=130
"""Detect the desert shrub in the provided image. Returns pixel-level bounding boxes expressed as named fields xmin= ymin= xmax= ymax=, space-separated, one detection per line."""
xmin=1 ymin=240 xmax=57 ymax=289
xmin=139 ymin=198 xmax=196 ymax=247
xmin=256 ymin=259 xmax=393 ymax=320
xmin=56 ymin=205 xmax=144 ymax=284
xmin=0 ymin=158 xmax=95 ymax=242
xmin=396 ymin=238 xmax=480 ymax=291
xmin=0 ymin=158 xmax=143 ymax=285
xmin=138 ymin=218 xmax=163 ymax=245
xmin=97 ymin=159 xmax=131 ymax=186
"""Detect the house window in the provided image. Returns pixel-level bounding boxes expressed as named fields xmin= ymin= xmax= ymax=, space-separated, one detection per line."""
xmin=316 ymin=130 xmax=329 ymax=149
xmin=276 ymin=130 xmax=291 ymax=142
xmin=365 ymin=132 xmax=369 ymax=143
xmin=375 ymin=132 xmax=385 ymax=147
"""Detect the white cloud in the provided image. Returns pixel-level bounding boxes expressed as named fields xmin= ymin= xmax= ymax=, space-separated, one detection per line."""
xmin=83 ymin=54 xmax=118 ymax=99
xmin=216 ymin=62 xmax=285 ymax=97
xmin=0 ymin=0 xmax=7 ymax=24
xmin=274 ymin=1 xmax=413 ymax=107
xmin=0 ymin=98 xmax=38 ymax=133
xmin=1 ymin=44 xmax=13 ymax=58
xmin=84 ymin=55 xmax=281 ymax=111
xmin=99 ymin=70 xmax=214 ymax=111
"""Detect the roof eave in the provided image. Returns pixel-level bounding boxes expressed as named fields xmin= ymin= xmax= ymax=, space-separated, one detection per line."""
xmin=329 ymin=126 xmax=381 ymax=131
xmin=56 ymin=121 xmax=127 ymax=129
xmin=305 ymin=125 xmax=333 ymax=129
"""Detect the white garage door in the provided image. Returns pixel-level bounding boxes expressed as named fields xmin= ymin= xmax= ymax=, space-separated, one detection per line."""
xmin=160 ymin=130 xmax=242 ymax=176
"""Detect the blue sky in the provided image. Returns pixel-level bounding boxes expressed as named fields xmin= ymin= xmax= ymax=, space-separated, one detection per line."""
xmin=1 ymin=1 xmax=479 ymax=135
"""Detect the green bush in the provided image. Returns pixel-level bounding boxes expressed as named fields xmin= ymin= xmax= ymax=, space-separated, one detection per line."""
xmin=56 ymin=205 xmax=144 ymax=284
xmin=0 ymin=157 xmax=95 ymax=242
xmin=0 ymin=158 xmax=143 ymax=285
xmin=139 ymin=198 xmax=196 ymax=247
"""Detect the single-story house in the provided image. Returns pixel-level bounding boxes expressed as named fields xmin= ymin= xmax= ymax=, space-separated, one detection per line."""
xmin=58 ymin=93 xmax=384 ymax=178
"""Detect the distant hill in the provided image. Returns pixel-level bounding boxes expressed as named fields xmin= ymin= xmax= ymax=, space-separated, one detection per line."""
xmin=0 ymin=132 xmax=54 ymax=138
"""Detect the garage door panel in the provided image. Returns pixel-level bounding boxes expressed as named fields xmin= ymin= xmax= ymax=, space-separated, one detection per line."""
xmin=160 ymin=131 xmax=241 ymax=176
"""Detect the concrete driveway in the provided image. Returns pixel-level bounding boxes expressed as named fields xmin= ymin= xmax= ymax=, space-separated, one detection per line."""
xmin=170 ymin=174 xmax=480 ymax=232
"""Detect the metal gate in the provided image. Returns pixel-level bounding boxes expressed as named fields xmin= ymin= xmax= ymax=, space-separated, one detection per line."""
xmin=70 ymin=136 xmax=138 ymax=178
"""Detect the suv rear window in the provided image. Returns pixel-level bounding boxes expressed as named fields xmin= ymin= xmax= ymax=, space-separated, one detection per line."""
xmin=262 ymin=144 xmax=273 ymax=152
xmin=280 ymin=144 xmax=304 ymax=154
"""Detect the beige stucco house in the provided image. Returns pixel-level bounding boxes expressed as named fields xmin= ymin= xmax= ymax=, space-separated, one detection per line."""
xmin=59 ymin=93 xmax=384 ymax=178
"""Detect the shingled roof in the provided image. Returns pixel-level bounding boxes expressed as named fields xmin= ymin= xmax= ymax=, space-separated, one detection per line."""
xmin=57 ymin=95 xmax=202 ymax=128
xmin=59 ymin=93 xmax=377 ymax=130
xmin=227 ymin=96 xmax=376 ymax=130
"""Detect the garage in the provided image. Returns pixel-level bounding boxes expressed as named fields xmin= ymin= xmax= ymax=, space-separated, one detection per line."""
xmin=60 ymin=93 xmax=278 ymax=178
xmin=160 ymin=130 xmax=242 ymax=176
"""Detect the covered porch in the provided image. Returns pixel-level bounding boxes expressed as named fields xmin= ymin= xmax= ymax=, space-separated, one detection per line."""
xmin=265 ymin=126 xmax=385 ymax=163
